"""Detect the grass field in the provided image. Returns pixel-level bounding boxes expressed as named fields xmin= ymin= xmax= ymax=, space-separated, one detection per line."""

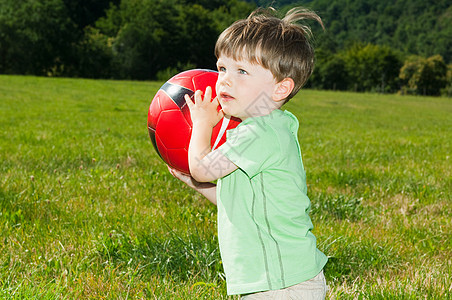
xmin=0 ymin=75 xmax=450 ymax=299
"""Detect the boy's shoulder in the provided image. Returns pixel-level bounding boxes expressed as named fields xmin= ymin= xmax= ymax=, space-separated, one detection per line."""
xmin=240 ymin=109 xmax=298 ymax=128
xmin=256 ymin=109 xmax=299 ymax=135
xmin=227 ymin=110 xmax=298 ymax=149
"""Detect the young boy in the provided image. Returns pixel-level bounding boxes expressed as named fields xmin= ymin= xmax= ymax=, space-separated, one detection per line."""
xmin=169 ymin=7 xmax=328 ymax=299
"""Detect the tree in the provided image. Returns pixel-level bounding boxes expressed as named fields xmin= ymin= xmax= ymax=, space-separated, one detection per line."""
xmin=72 ymin=26 xmax=114 ymax=78
xmin=177 ymin=4 xmax=219 ymax=71
xmin=95 ymin=0 xmax=254 ymax=80
xmin=341 ymin=43 xmax=402 ymax=92
xmin=0 ymin=0 xmax=77 ymax=75
xmin=96 ymin=0 xmax=184 ymax=79
xmin=442 ymin=64 xmax=452 ymax=97
xmin=210 ymin=0 xmax=255 ymax=33
xmin=307 ymin=0 xmax=452 ymax=64
xmin=400 ymin=55 xmax=448 ymax=96
xmin=309 ymin=48 xmax=349 ymax=91
xmin=62 ymin=0 xmax=121 ymax=30
xmin=312 ymin=43 xmax=402 ymax=93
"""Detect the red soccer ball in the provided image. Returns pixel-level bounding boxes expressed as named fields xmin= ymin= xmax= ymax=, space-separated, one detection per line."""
xmin=147 ymin=69 xmax=241 ymax=174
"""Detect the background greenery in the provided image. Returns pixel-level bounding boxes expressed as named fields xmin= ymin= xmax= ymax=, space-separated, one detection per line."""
xmin=1 ymin=75 xmax=450 ymax=298
xmin=0 ymin=0 xmax=451 ymax=95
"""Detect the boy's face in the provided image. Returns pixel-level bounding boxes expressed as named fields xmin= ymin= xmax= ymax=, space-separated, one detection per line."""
xmin=215 ymin=54 xmax=280 ymax=120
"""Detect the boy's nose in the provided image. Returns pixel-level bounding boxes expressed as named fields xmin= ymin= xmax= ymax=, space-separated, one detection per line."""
xmin=218 ymin=73 xmax=232 ymax=87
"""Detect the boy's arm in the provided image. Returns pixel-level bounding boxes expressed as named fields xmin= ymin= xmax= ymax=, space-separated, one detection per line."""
xmin=168 ymin=166 xmax=217 ymax=205
xmin=189 ymin=123 xmax=238 ymax=182
xmin=184 ymin=88 xmax=238 ymax=182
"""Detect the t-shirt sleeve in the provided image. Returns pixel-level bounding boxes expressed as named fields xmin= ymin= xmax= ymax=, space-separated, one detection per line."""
xmin=217 ymin=122 xmax=279 ymax=178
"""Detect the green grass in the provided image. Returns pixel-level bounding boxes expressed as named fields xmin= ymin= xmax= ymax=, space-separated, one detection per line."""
xmin=0 ymin=75 xmax=450 ymax=299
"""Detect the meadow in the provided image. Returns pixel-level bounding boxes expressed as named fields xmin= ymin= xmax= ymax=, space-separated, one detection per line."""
xmin=0 ymin=75 xmax=450 ymax=299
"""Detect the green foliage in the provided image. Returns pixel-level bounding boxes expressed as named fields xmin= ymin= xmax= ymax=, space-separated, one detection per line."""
xmin=0 ymin=0 xmax=77 ymax=75
xmin=309 ymin=47 xmax=348 ymax=91
xmin=301 ymin=0 xmax=452 ymax=95
xmin=342 ymin=44 xmax=402 ymax=92
xmin=400 ymin=55 xmax=448 ymax=96
xmin=210 ymin=0 xmax=257 ymax=31
xmin=0 ymin=0 xmax=254 ymax=80
xmin=442 ymin=64 xmax=452 ymax=97
xmin=101 ymin=0 xmax=184 ymax=79
xmin=62 ymin=0 xmax=120 ymax=30
xmin=306 ymin=0 xmax=452 ymax=64
xmin=95 ymin=228 xmax=222 ymax=282
xmin=92 ymin=0 xmax=255 ymax=80
xmin=310 ymin=43 xmax=402 ymax=93
xmin=0 ymin=0 xmax=450 ymax=94
xmin=73 ymin=27 xmax=115 ymax=78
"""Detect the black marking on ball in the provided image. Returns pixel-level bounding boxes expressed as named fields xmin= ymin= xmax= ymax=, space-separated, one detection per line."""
xmin=160 ymin=82 xmax=194 ymax=109
xmin=148 ymin=126 xmax=163 ymax=161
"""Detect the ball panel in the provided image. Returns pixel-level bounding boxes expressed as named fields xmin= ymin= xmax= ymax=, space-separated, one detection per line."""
xmin=154 ymin=131 xmax=171 ymax=166
xmin=148 ymin=126 xmax=163 ymax=160
xmin=158 ymin=90 xmax=183 ymax=111
xmin=169 ymin=76 xmax=196 ymax=91
xmin=156 ymin=109 xmax=191 ymax=150
xmin=180 ymin=103 xmax=192 ymax=125
xmin=147 ymin=94 xmax=163 ymax=130
xmin=167 ymin=148 xmax=190 ymax=174
xmin=191 ymin=72 xmax=218 ymax=96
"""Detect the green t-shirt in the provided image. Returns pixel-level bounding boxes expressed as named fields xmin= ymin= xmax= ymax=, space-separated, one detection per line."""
xmin=217 ymin=109 xmax=327 ymax=295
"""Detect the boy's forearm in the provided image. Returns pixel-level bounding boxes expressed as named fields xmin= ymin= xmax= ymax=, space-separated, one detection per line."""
xmin=193 ymin=182 xmax=217 ymax=205
xmin=188 ymin=123 xmax=213 ymax=182
xmin=167 ymin=166 xmax=217 ymax=205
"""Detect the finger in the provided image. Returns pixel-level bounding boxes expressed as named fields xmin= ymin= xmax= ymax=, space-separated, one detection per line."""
xmin=167 ymin=165 xmax=175 ymax=176
xmin=194 ymin=89 xmax=203 ymax=103
xmin=184 ymin=94 xmax=193 ymax=108
xmin=204 ymin=86 xmax=212 ymax=102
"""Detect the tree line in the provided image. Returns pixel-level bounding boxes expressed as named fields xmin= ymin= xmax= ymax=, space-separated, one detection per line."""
xmin=308 ymin=43 xmax=451 ymax=96
xmin=0 ymin=0 xmax=451 ymax=96
xmin=0 ymin=0 xmax=253 ymax=79
xmin=302 ymin=0 xmax=452 ymax=96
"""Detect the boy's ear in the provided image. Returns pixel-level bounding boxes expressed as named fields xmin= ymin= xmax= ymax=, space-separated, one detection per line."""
xmin=273 ymin=78 xmax=294 ymax=102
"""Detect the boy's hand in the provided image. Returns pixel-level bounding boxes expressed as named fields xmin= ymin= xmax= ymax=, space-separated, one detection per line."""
xmin=183 ymin=86 xmax=235 ymax=183
xmin=167 ymin=165 xmax=201 ymax=190
xmin=167 ymin=165 xmax=218 ymax=205
xmin=184 ymin=86 xmax=224 ymax=128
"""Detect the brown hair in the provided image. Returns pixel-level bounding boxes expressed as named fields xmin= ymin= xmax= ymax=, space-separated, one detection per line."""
xmin=215 ymin=7 xmax=324 ymax=101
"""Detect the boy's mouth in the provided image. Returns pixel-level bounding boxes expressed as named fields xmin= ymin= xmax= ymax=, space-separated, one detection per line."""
xmin=219 ymin=92 xmax=235 ymax=102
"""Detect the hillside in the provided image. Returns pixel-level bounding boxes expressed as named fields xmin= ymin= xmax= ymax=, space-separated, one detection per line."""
xmin=246 ymin=0 xmax=452 ymax=63
xmin=1 ymin=0 xmax=450 ymax=82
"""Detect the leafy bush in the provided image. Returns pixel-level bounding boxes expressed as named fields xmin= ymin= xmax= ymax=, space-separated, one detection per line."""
xmin=399 ymin=55 xmax=448 ymax=96
xmin=441 ymin=63 xmax=452 ymax=97
xmin=311 ymin=43 xmax=402 ymax=93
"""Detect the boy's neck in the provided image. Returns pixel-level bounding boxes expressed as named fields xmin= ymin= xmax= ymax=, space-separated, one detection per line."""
xmin=241 ymin=95 xmax=284 ymax=120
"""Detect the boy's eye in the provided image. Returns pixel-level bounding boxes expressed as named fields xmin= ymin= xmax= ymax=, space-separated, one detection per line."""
xmin=239 ymin=69 xmax=248 ymax=75
xmin=218 ymin=66 xmax=226 ymax=72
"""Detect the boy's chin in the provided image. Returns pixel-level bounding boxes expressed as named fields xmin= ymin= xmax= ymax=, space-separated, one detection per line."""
xmin=220 ymin=107 xmax=233 ymax=118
